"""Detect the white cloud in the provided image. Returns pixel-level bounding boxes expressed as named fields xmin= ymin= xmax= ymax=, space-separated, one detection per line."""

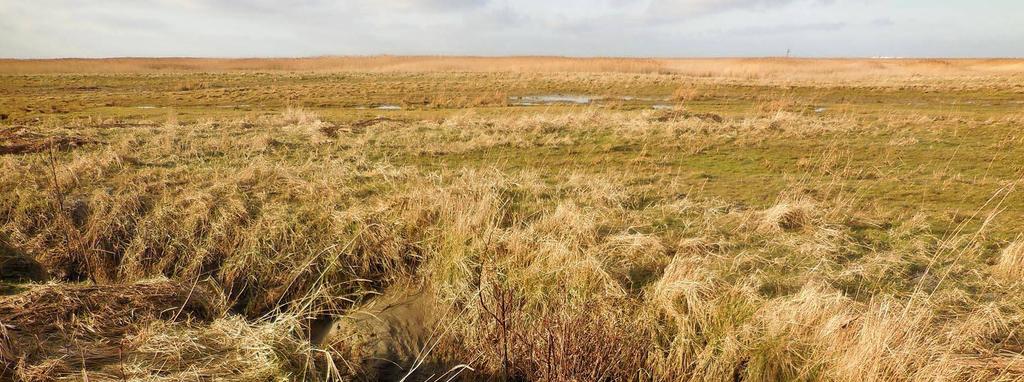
xmin=646 ymin=0 xmax=797 ymax=18
xmin=0 ymin=0 xmax=1021 ymax=57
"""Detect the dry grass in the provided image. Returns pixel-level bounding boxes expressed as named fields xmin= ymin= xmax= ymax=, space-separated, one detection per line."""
xmin=0 ymin=280 xmax=222 ymax=380
xmin=760 ymin=199 xmax=819 ymax=232
xmin=995 ymin=240 xmax=1024 ymax=282
xmin=0 ymin=127 xmax=97 ymax=155
xmin=1 ymin=65 xmax=1023 ymax=381
xmin=2 ymin=56 xmax=1023 ymax=83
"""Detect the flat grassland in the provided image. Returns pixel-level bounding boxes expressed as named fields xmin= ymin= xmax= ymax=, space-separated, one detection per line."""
xmin=1 ymin=57 xmax=1024 ymax=381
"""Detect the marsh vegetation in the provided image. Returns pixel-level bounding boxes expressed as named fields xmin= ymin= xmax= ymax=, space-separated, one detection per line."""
xmin=1 ymin=57 xmax=1024 ymax=381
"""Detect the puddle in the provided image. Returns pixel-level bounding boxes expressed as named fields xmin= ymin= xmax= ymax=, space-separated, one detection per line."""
xmin=214 ymin=104 xmax=250 ymax=108
xmin=510 ymin=95 xmax=594 ymax=105
xmin=134 ymin=106 xmax=159 ymax=109
xmin=814 ymin=107 xmax=827 ymax=113
xmin=652 ymin=104 xmax=673 ymax=110
xmin=510 ymin=94 xmax=672 ymax=107
xmin=375 ymin=104 xmax=402 ymax=110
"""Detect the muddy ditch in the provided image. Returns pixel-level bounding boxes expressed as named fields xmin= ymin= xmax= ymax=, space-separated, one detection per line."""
xmin=0 ymin=242 xmax=47 ymax=284
xmin=314 ymin=282 xmax=455 ymax=380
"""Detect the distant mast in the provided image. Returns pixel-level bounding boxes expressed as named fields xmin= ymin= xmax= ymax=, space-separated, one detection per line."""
xmin=786 ymin=48 xmax=791 ymax=58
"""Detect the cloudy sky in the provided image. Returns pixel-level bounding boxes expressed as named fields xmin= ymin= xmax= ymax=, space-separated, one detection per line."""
xmin=1 ymin=0 xmax=1022 ymax=58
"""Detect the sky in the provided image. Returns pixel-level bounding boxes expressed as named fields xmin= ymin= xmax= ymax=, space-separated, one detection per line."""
xmin=1 ymin=0 xmax=1022 ymax=58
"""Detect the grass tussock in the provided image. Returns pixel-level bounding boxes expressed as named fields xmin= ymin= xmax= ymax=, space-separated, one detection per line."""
xmin=994 ymin=240 xmax=1024 ymax=282
xmin=760 ymin=199 xmax=820 ymax=232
